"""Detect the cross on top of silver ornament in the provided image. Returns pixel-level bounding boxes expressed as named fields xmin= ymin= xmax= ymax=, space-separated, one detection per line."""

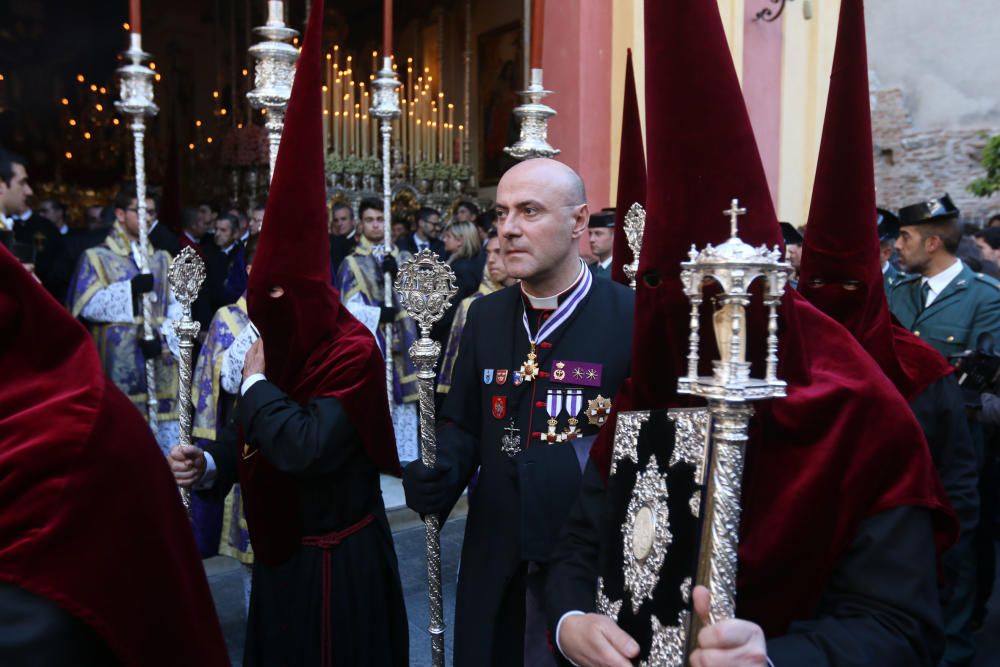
xmin=723 ymin=198 xmax=747 ymax=239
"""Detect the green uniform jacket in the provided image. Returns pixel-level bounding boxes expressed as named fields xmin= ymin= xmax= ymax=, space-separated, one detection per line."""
xmin=888 ymin=262 xmax=1000 ymax=358
xmin=883 ymin=262 xmax=904 ymax=295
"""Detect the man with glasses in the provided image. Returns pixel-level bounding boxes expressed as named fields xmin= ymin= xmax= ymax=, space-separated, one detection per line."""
xmin=67 ymin=183 xmax=182 ymax=453
xmin=400 ymin=206 xmax=445 ymax=259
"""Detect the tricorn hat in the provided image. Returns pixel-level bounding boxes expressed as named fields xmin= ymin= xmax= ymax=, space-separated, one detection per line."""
xmin=876 ymin=208 xmax=900 ymax=242
xmin=588 ymin=210 xmax=615 ymax=228
xmin=779 ymin=221 xmax=804 ymax=245
xmin=898 ymin=193 xmax=959 ymax=226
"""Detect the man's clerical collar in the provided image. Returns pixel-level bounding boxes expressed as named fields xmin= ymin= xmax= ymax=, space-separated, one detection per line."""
xmin=521 ymin=259 xmax=586 ymax=310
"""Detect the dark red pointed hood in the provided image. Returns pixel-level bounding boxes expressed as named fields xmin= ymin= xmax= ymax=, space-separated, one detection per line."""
xmin=592 ymin=0 xmax=955 ymax=638
xmin=611 ymin=49 xmax=646 ymax=287
xmin=0 ymin=244 xmax=229 ymax=666
xmin=797 ymin=0 xmax=951 ymax=400
xmin=240 ymin=0 xmax=401 ymax=567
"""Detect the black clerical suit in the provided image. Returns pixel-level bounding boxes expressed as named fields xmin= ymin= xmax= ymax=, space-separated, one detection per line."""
xmin=148 ymin=221 xmax=181 ymax=257
xmin=197 ymin=380 xmax=408 ymax=667
xmin=399 ymin=233 xmax=445 ymax=260
xmin=14 ymin=213 xmax=70 ymax=301
xmin=428 ymin=277 xmax=634 ymax=665
xmin=546 ymin=462 xmax=945 ymax=666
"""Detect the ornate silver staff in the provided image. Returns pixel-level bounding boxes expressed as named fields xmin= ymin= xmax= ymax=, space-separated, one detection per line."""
xmin=677 ymin=199 xmax=789 ymax=629
xmin=247 ymin=0 xmax=299 ymax=183
xmin=168 ymin=247 xmax=207 ymax=512
xmin=371 ymin=57 xmax=402 ymax=399
xmin=623 ymin=202 xmax=646 ymax=291
xmin=504 ymin=67 xmax=559 ymax=160
xmin=116 ymin=30 xmax=160 ymax=429
xmin=395 ymin=250 xmax=458 ymax=667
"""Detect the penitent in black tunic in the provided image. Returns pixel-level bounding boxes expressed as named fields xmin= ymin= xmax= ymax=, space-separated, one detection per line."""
xmin=199 ymin=380 xmax=408 ymax=667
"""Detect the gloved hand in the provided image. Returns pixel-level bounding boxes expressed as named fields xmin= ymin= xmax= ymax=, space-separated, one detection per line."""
xmin=381 ymin=255 xmax=399 ymax=280
xmin=139 ymin=336 xmax=162 ymax=361
xmin=131 ymin=273 xmax=154 ymax=298
xmin=403 ymin=460 xmax=454 ymax=516
xmin=379 ymin=305 xmax=397 ymax=324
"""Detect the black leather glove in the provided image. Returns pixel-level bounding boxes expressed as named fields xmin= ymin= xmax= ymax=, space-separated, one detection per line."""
xmin=139 ymin=337 xmax=162 ymax=360
xmin=403 ymin=460 xmax=454 ymax=516
xmin=131 ymin=273 xmax=154 ymax=298
xmin=381 ymin=255 xmax=399 ymax=280
xmin=379 ymin=305 xmax=397 ymax=324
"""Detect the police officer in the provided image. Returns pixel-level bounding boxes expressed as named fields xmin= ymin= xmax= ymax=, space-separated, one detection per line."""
xmin=587 ymin=209 xmax=615 ymax=280
xmin=403 ymin=159 xmax=634 ymax=666
xmin=878 ymin=207 xmax=904 ymax=293
xmin=889 ymin=194 xmax=1000 ymax=359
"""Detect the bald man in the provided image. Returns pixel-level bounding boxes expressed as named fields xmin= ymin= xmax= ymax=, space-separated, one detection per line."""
xmin=403 ymin=159 xmax=635 ymax=665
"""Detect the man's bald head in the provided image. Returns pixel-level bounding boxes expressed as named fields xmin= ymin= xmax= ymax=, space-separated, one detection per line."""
xmin=495 ymin=159 xmax=590 ymax=294
xmin=500 ymin=158 xmax=587 ymax=207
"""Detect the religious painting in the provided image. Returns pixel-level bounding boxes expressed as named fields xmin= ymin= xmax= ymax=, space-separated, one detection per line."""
xmin=478 ymin=21 xmax=523 ymax=185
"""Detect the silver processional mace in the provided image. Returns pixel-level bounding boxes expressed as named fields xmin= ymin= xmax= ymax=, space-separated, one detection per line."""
xmin=371 ymin=58 xmax=402 ymax=406
xmin=504 ymin=67 xmax=559 ymax=160
xmin=247 ymin=0 xmax=299 ymax=185
xmin=168 ymin=247 xmax=207 ymax=512
xmin=396 ymin=251 xmax=458 ymax=667
xmin=116 ymin=32 xmax=160 ymax=430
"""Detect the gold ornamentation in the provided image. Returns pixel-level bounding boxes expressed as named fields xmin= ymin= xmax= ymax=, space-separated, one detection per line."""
xmin=519 ymin=343 xmax=540 ymax=382
xmin=587 ymin=394 xmax=612 ymax=427
xmin=553 ymin=361 xmax=567 ymax=382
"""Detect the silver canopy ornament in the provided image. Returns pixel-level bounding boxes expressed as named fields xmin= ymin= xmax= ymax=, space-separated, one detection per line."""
xmin=116 ymin=31 xmax=160 ymax=430
xmin=394 ymin=249 xmax=457 ymax=667
xmin=168 ymin=247 xmax=207 ymax=513
xmin=623 ymin=202 xmax=646 ymax=291
xmin=504 ymin=68 xmax=559 ymax=160
xmin=247 ymin=0 xmax=299 ymax=182
xmin=677 ymin=198 xmax=789 ymax=632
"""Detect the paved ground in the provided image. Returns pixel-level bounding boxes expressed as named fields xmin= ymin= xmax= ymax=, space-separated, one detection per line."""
xmin=206 ymin=512 xmax=1000 ymax=667
xmin=205 ymin=516 xmax=465 ymax=666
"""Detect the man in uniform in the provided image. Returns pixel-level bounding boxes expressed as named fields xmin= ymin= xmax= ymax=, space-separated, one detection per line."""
xmin=587 ymin=209 xmax=614 ymax=280
xmin=889 ymin=194 xmax=1000 ymax=358
xmin=779 ymin=221 xmax=803 ymax=288
xmin=171 ymin=3 xmax=408 ymax=663
xmin=403 ymin=158 xmax=635 ymax=665
xmin=878 ymin=207 xmax=903 ymax=293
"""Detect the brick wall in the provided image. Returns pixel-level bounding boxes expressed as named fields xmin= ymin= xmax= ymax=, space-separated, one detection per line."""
xmin=871 ymin=86 xmax=999 ymax=225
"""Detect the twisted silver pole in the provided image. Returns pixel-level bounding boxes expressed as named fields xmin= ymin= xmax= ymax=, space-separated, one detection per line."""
xmin=395 ymin=251 xmax=458 ymax=667
xmin=168 ymin=247 xmax=207 ymax=512
xmin=116 ymin=34 xmax=160 ymax=429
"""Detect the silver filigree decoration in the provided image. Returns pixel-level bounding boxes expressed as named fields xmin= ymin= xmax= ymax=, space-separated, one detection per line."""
xmin=596 ymin=577 xmax=623 ymax=623
xmin=667 ymin=408 xmax=710 ymax=517
xmin=623 ymin=202 xmax=646 ymax=290
xmin=640 ymin=611 xmax=690 ymax=667
xmin=680 ymin=577 xmax=692 ymax=605
xmin=504 ymin=68 xmax=559 ymax=160
xmin=168 ymin=247 xmax=207 ymax=310
xmin=623 ymin=455 xmax=671 ymax=614
xmin=610 ymin=410 xmax=649 ymax=477
xmin=395 ymin=250 xmax=459 ymax=338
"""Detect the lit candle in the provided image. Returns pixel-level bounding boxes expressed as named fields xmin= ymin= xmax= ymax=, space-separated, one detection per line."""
xmin=129 ymin=0 xmax=142 ymax=50
xmin=530 ymin=0 xmax=545 ymax=69
xmin=383 ymin=0 xmax=393 ymax=59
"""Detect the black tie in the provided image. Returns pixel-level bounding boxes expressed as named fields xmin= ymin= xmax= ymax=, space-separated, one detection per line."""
xmin=919 ymin=281 xmax=931 ymax=313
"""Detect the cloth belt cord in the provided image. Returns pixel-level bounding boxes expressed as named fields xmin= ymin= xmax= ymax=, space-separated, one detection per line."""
xmin=301 ymin=513 xmax=376 ymax=667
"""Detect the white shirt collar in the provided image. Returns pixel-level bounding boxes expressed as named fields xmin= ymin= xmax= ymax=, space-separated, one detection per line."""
xmin=0 ymin=212 xmax=12 ymax=231
xmin=599 ymin=256 xmax=613 ymax=270
xmin=184 ymin=230 xmax=200 ymax=244
xmin=522 ymin=259 xmax=586 ymax=309
xmin=881 ymin=261 xmax=890 ymax=275
xmin=921 ymin=259 xmax=963 ymax=306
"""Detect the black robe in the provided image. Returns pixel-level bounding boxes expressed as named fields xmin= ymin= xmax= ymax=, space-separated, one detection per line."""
xmin=434 ymin=279 xmax=635 ymax=665
xmin=199 ymin=380 xmax=408 ymax=666
xmin=545 ymin=462 xmax=946 ymax=666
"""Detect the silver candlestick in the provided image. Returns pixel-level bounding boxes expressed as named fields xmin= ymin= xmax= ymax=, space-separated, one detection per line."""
xmin=504 ymin=67 xmax=559 ymax=160
xmin=116 ymin=32 xmax=160 ymax=430
xmin=395 ymin=250 xmax=458 ymax=667
xmin=247 ymin=0 xmax=299 ymax=184
xmin=677 ymin=199 xmax=789 ymax=635
xmin=168 ymin=247 xmax=207 ymax=513
xmin=371 ymin=57 xmax=402 ymax=405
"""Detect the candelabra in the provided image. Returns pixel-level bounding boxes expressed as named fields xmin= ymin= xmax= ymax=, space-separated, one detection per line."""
xmin=247 ymin=1 xmax=299 ymax=183
xmin=395 ymin=250 xmax=458 ymax=667
xmin=116 ymin=32 xmax=160 ymax=429
xmin=504 ymin=68 xmax=559 ymax=160
xmin=676 ymin=199 xmax=789 ymax=632
xmin=370 ymin=57 xmax=402 ymax=407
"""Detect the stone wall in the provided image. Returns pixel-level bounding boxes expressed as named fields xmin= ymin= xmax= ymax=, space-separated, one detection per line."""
xmin=871 ymin=85 xmax=999 ymax=224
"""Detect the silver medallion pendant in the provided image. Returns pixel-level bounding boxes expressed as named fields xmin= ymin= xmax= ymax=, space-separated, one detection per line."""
xmin=501 ymin=419 xmax=522 ymax=457
xmin=622 ymin=455 xmax=672 ymax=614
